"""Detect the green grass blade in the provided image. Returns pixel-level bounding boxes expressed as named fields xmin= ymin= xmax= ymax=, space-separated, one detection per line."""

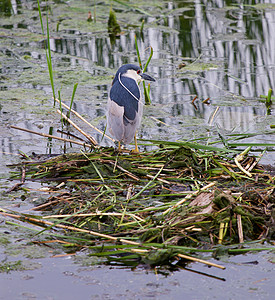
xmin=228 ymin=142 xmax=275 ymax=147
xmin=143 ymin=81 xmax=151 ymax=104
xmin=68 ymin=83 xmax=78 ymax=118
xmin=140 ymin=139 xmax=239 ymax=153
xmin=37 ymin=0 xmax=44 ymax=34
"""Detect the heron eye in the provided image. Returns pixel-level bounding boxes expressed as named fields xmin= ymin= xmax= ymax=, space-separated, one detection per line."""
xmin=137 ymin=70 xmax=141 ymax=74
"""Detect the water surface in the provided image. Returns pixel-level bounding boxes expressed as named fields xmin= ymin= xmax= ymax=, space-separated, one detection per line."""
xmin=0 ymin=0 xmax=274 ymax=299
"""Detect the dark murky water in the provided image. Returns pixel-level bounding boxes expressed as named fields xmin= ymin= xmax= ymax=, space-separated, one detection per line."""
xmin=0 ymin=0 xmax=275 ymax=299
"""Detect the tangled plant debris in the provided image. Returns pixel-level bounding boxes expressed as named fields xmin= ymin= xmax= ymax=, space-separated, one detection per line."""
xmin=3 ymin=138 xmax=274 ymax=268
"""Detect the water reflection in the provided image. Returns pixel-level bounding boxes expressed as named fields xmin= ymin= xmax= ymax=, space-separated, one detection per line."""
xmin=0 ymin=0 xmax=274 ymax=158
xmin=47 ymin=1 xmax=274 ymax=117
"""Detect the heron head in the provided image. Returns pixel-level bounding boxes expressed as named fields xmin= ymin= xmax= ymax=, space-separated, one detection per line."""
xmin=113 ymin=64 xmax=155 ymax=84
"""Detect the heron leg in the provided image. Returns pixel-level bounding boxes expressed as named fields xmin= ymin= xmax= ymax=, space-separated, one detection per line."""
xmin=133 ymin=133 xmax=139 ymax=153
xmin=118 ymin=141 xmax=122 ymax=152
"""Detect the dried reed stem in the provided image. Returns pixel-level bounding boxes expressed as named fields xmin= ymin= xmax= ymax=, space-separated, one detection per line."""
xmin=177 ymin=253 xmax=225 ymax=270
xmin=131 ymin=248 xmax=225 ymax=270
xmin=54 ymin=98 xmax=115 ymax=142
xmin=237 ymin=214 xmax=244 ymax=243
xmin=43 ymin=212 xmax=145 ymax=222
xmin=10 ymin=125 xmax=93 ymax=149
xmin=0 ymin=211 xmax=140 ymax=246
xmin=56 ymin=109 xmax=97 ymax=146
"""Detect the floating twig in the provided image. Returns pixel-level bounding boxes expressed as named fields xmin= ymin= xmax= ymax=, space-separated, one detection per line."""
xmin=10 ymin=125 xmax=94 ymax=149
xmin=191 ymin=96 xmax=198 ymax=110
xmin=202 ymin=97 xmax=210 ymax=104
xmin=208 ymin=106 xmax=220 ymax=126
xmin=177 ymin=253 xmax=225 ymax=270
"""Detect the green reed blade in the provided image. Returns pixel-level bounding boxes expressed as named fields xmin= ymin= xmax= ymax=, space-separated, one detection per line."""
xmin=143 ymin=46 xmax=153 ymax=73
xmin=68 ymin=83 xmax=78 ymax=118
xmin=135 ymin=35 xmax=142 ymax=68
xmin=37 ymin=0 xmax=44 ymax=34
xmin=46 ymin=12 xmax=55 ymax=101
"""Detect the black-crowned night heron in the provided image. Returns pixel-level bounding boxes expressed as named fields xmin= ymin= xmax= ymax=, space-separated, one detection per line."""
xmin=107 ymin=64 xmax=155 ymax=152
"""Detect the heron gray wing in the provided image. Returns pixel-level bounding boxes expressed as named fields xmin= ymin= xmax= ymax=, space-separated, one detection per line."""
xmin=122 ymin=100 xmax=143 ymax=143
xmin=107 ymin=97 xmax=125 ymax=141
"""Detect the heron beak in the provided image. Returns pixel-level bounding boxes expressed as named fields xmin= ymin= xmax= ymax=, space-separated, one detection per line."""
xmin=140 ymin=73 xmax=155 ymax=82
